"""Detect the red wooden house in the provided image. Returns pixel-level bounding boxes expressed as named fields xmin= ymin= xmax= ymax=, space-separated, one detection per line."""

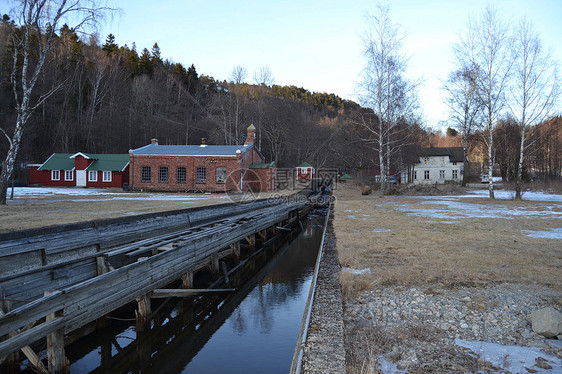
xmin=128 ymin=125 xmax=276 ymax=193
xmin=296 ymin=162 xmax=315 ymax=180
xmin=30 ymin=153 xmax=130 ymax=188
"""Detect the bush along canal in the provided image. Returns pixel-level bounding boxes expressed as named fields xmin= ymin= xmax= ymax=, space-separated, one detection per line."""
xmin=59 ymin=211 xmax=327 ymax=373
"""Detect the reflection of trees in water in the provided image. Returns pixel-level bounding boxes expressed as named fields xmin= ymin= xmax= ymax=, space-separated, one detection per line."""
xmin=231 ymin=217 xmax=323 ymax=335
xmin=232 ymin=308 xmax=246 ymax=335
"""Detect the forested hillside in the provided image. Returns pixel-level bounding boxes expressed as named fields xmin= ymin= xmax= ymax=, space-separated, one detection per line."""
xmin=0 ymin=18 xmax=359 ymax=169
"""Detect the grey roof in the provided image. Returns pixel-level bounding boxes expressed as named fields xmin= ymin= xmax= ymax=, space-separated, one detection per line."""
xmin=130 ymin=143 xmax=253 ymax=156
xmin=419 ymin=147 xmax=465 ymax=163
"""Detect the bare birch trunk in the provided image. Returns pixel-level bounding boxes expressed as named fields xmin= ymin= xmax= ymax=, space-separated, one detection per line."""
xmin=515 ymin=125 xmax=526 ymax=199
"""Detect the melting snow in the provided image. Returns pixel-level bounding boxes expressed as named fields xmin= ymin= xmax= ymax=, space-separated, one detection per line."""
xmin=456 ymin=339 xmax=562 ymax=373
xmin=342 ymin=267 xmax=371 ymax=275
xmin=377 ymin=356 xmax=406 ymax=373
xmin=10 ymin=187 xmax=228 ymax=202
xmin=522 ymin=228 xmax=562 ymax=239
xmin=372 ymin=228 xmax=392 ymax=233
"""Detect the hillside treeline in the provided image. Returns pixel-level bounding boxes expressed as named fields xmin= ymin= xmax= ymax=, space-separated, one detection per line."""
xmin=0 ymin=19 xmax=360 ymax=169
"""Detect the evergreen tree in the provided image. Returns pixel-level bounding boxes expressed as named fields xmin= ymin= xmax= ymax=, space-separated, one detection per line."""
xmin=151 ymin=42 xmax=162 ymax=66
xmin=102 ymin=33 xmax=118 ymax=55
xmin=139 ymin=47 xmax=153 ymax=76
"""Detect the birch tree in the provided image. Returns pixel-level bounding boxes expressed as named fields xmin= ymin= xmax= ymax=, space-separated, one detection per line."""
xmin=455 ymin=6 xmax=513 ymax=199
xmin=358 ymin=4 xmax=417 ymax=194
xmin=509 ymin=19 xmax=560 ymax=199
xmin=0 ymin=0 xmax=112 ymax=204
xmin=442 ymin=66 xmax=484 ymax=186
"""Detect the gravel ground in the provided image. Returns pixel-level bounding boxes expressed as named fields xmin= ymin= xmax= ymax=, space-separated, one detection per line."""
xmin=344 ymin=283 xmax=562 ymax=373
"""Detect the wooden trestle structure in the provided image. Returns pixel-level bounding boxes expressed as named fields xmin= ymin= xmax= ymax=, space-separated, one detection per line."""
xmin=0 ymin=196 xmax=310 ymax=373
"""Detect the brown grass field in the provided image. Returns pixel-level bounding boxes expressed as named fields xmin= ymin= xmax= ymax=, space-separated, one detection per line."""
xmin=334 ymin=182 xmax=562 ymax=296
xmin=0 ymin=187 xmax=294 ymax=232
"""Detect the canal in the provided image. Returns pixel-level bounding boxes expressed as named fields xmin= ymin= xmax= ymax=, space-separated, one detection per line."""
xmin=61 ymin=212 xmax=326 ymax=373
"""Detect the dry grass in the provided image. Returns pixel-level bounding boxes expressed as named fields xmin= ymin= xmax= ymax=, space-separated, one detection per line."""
xmin=334 ymin=183 xmax=562 ymax=291
xmin=0 ymin=188 xmax=297 ymax=232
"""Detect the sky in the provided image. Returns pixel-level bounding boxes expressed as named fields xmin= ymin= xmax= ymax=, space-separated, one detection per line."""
xmin=95 ymin=0 xmax=562 ymax=130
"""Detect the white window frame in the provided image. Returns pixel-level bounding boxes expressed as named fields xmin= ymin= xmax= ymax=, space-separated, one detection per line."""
xmin=452 ymin=170 xmax=458 ymax=179
xmin=216 ymin=167 xmax=227 ymax=184
xmin=196 ymin=167 xmax=206 ymax=183
xmin=141 ymin=166 xmax=151 ymax=182
xmin=64 ymin=170 xmax=73 ymax=181
xmin=414 ymin=171 xmax=417 ymax=180
xmin=424 ymin=170 xmax=430 ymax=180
xmin=159 ymin=166 xmax=168 ymax=182
xmin=102 ymin=171 xmax=112 ymax=182
xmin=51 ymin=170 xmax=60 ymax=181
xmin=439 ymin=170 xmax=445 ymax=179
xmin=88 ymin=170 xmax=98 ymax=182
xmin=177 ymin=166 xmax=187 ymax=183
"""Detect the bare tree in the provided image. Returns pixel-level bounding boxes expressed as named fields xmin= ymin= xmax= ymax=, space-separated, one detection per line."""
xmin=357 ymin=4 xmax=417 ymax=194
xmin=509 ymin=19 xmax=560 ymax=199
xmin=455 ymin=6 xmax=514 ymax=199
xmin=0 ymin=0 xmax=112 ymax=204
xmin=442 ymin=66 xmax=484 ymax=186
xmin=253 ymin=65 xmax=273 ymax=86
xmin=230 ymin=65 xmax=247 ymax=84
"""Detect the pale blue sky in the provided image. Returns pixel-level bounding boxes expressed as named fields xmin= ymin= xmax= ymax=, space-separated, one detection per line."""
xmin=98 ymin=0 xmax=561 ymax=129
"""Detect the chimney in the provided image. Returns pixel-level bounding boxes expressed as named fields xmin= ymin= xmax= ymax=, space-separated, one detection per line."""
xmin=201 ymin=138 xmax=207 ymax=147
xmin=236 ymin=149 xmax=242 ymax=160
xmin=244 ymin=124 xmax=255 ymax=146
xmin=151 ymin=138 xmax=159 ymax=145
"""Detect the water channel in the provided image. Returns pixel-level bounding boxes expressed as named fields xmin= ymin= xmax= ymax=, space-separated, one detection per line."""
xmin=60 ymin=212 xmax=325 ymax=373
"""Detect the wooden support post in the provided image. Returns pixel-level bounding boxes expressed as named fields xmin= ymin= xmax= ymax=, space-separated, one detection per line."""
xmin=181 ymin=271 xmax=194 ymax=289
xmin=221 ymin=261 xmax=229 ymax=284
xmin=135 ymin=294 xmax=151 ymax=332
xmin=210 ymin=253 xmax=220 ymax=280
xmin=268 ymin=225 xmax=276 ymax=236
xmin=257 ymin=229 xmax=267 ymax=242
xmin=45 ymin=290 xmax=67 ymax=374
xmin=245 ymin=234 xmax=256 ymax=250
xmin=230 ymin=241 xmax=241 ymax=263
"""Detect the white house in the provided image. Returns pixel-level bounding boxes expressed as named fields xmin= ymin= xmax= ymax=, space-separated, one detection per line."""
xmin=412 ymin=147 xmax=465 ymax=184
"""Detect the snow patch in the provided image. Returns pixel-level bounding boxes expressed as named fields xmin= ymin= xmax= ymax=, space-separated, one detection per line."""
xmin=376 ymin=356 xmax=406 ymax=374
xmin=455 ymin=339 xmax=562 ymax=373
xmin=372 ymin=228 xmax=392 ymax=233
xmin=522 ymin=228 xmax=562 ymax=239
xmin=342 ymin=267 xmax=371 ymax=275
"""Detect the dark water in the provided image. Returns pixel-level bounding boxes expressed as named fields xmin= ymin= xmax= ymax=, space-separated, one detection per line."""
xmin=65 ymin=214 xmax=324 ymax=373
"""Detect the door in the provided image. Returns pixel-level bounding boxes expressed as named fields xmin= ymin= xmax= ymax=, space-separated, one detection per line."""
xmin=76 ymin=170 xmax=86 ymax=187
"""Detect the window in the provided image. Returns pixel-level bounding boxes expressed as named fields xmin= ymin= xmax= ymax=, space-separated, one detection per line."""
xmin=414 ymin=171 xmax=417 ymax=180
xmin=64 ymin=170 xmax=73 ymax=181
xmin=88 ymin=171 xmax=97 ymax=182
xmin=424 ymin=170 xmax=430 ymax=180
xmin=51 ymin=170 xmax=60 ymax=181
xmin=423 ymin=157 xmax=430 ymax=164
xmin=177 ymin=167 xmax=186 ymax=183
xmin=439 ymin=170 xmax=445 ymax=179
xmin=103 ymin=171 xmax=112 ymax=182
xmin=216 ymin=167 xmax=227 ymax=184
xmin=452 ymin=170 xmax=458 ymax=179
xmin=141 ymin=166 xmax=151 ymax=182
xmin=159 ymin=166 xmax=168 ymax=182
xmin=453 ymin=162 xmax=458 ymax=166
xmin=196 ymin=167 xmax=206 ymax=183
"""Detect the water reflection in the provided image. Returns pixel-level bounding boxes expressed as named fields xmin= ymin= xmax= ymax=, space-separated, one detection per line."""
xmin=63 ymin=215 xmax=323 ymax=374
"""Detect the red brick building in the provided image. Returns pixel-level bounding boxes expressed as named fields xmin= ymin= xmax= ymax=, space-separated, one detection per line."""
xmin=30 ymin=153 xmax=129 ymax=188
xmin=128 ymin=125 xmax=276 ymax=192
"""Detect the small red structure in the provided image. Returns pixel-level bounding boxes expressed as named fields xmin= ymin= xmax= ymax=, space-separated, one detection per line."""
xmin=296 ymin=162 xmax=315 ymax=180
xmin=30 ymin=153 xmax=129 ymax=188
